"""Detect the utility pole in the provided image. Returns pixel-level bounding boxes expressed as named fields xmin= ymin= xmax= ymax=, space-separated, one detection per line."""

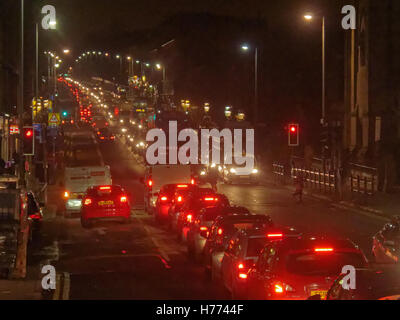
xmin=18 ymin=0 xmax=25 ymax=186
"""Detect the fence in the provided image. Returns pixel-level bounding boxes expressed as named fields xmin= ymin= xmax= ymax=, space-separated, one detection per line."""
xmin=291 ymin=167 xmax=336 ymax=194
xmin=272 ymin=162 xmax=377 ymax=197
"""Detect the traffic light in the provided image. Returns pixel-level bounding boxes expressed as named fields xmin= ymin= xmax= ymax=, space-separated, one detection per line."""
xmin=62 ymin=110 xmax=68 ymax=117
xmin=22 ymin=126 xmax=34 ymax=155
xmin=288 ymin=123 xmax=299 ymax=146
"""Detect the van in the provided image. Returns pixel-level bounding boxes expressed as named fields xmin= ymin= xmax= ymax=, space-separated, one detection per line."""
xmin=143 ymin=164 xmax=192 ymax=213
xmin=64 ymin=165 xmax=112 ymax=216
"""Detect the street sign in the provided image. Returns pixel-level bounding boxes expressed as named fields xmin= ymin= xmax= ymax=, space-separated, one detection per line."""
xmin=48 ymin=113 xmax=60 ymax=127
xmin=9 ymin=124 xmax=19 ymax=135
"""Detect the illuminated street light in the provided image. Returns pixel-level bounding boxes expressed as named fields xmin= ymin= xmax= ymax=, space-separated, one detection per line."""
xmin=204 ymin=103 xmax=210 ymax=113
xmin=116 ymin=54 xmax=120 ymax=59
xmin=241 ymin=45 xmax=249 ymax=51
xmin=63 ymin=49 xmax=70 ymax=54
xmin=156 ymin=63 xmax=162 ymax=70
xmin=127 ymin=56 xmax=131 ymax=60
xmin=136 ymin=60 xmax=140 ymax=64
xmin=304 ymin=14 xmax=313 ymax=20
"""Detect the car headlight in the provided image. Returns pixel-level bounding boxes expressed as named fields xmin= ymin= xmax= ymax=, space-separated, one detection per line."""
xmin=120 ymin=119 xmax=124 ymax=123
xmin=252 ymin=168 xmax=258 ymax=174
xmin=230 ymin=168 xmax=236 ymax=173
xmin=200 ymin=170 xmax=206 ymax=176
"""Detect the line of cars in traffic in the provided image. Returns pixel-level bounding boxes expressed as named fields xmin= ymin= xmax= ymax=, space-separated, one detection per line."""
xmin=145 ymin=164 xmax=400 ymax=300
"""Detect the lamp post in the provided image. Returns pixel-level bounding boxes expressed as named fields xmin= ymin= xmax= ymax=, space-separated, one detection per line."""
xmin=241 ymin=44 xmax=258 ymax=125
xmin=304 ymin=13 xmax=326 ymax=125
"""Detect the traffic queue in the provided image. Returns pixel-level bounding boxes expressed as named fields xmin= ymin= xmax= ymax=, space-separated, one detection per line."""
xmin=62 ymin=77 xmax=400 ymax=300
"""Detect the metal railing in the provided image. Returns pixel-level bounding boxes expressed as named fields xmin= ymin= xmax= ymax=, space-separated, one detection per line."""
xmin=272 ymin=162 xmax=377 ymax=197
xmin=291 ymin=167 xmax=336 ymax=194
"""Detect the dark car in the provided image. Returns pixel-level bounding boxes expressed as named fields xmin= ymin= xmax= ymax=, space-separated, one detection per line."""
xmin=154 ymin=183 xmax=192 ymax=223
xmin=168 ymin=187 xmax=216 ymax=232
xmin=203 ymin=214 xmax=274 ymax=281
xmin=187 ymin=206 xmax=250 ymax=262
xmin=246 ymin=236 xmax=368 ymax=300
xmin=372 ymin=216 xmax=400 ymax=264
xmin=176 ymin=193 xmax=230 ymax=242
xmin=96 ymin=128 xmax=115 ymax=142
xmin=221 ymin=226 xmax=298 ymax=299
xmin=327 ymin=267 xmax=400 ymax=300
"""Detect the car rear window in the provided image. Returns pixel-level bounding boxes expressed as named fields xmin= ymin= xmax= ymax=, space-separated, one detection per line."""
xmin=247 ymin=237 xmax=269 ymax=257
xmin=286 ymin=252 xmax=366 ymax=276
xmin=88 ymin=186 xmax=123 ymax=198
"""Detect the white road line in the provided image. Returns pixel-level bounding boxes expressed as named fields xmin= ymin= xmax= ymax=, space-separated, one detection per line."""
xmin=62 ymin=272 xmax=70 ymax=300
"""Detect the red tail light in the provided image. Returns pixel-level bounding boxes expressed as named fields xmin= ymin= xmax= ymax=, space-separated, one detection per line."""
xmin=177 ymin=196 xmax=183 ymax=202
xmin=191 ymin=178 xmax=195 ymax=185
xmin=148 ymin=180 xmax=153 ymax=187
xmin=238 ymin=273 xmax=248 ymax=279
xmin=274 ymin=283 xmax=284 ymax=293
xmin=160 ymin=196 xmax=168 ymax=201
xmin=99 ymin=186 xmax=111 ymax=190
xmin=204 ymin=197 xmax=217 ymax=201
xmin=217 ymin=228 xmax=223 ymax=235
xmin=120 ymin=196 xmax=128 ymax=203
xmin=84 ymin=198 xmax=92 ymax=206
xmin=177 ymin=184 xmax=188 ymax=188
xmin=186 ymin=214 xmax=193 ymax=223
xmin=200 ymin=226 xmax=208 ymax=231
xmin=314 ymin=247 xmax=334 ymax=253
xmin=267 ymin=233 xmax=283 ymax=239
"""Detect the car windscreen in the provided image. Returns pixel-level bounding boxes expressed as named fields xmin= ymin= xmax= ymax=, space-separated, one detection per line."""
xmin=247 ymin=237 xmax=269 ymax=257
xmin=286 ymin=252 xmax=366 ymax=276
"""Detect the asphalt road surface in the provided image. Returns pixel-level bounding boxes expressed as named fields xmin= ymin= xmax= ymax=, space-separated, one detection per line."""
xmin=29 ymin=127 xmax=386 ymax=300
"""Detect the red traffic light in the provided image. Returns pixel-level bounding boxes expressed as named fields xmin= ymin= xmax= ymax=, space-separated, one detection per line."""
xmin=25 ymin=130 xmax=33 ymax=137
xmin=288 ymin=123 xmax=299 ymax=146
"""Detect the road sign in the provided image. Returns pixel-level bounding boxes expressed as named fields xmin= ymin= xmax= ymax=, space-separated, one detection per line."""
xmin=48 ymin=113 xmax=60 ymax=127
xmin=9 ymin=124 xmax=19 ymax=135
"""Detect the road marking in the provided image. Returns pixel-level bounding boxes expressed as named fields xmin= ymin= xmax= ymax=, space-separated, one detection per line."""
xmin=52 ymin=273 xmax=62 ymax=300
xmin=62 ymin=272 xmax=70 ymax=300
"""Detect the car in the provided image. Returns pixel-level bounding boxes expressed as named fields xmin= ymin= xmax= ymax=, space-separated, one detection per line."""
xmin=96 ymin=128 xmax=115 ymax=142
xmin=221 ymin=227 xmax=298 ymax=299
xmin=154 ymin=183 xmax=192 ymax=223
xmin=326 ymin=266 xmax=400 ymax=300
xmin=372 ymin=216 xmax=400 ymax=264
xmin=203 ymin=214 xmax=274 ymax=281
xmin=176 ymin=193 xmax=230 ymax=242
xmin=246 ymin=236 xmax=369 ymax=300
xmin=143 ymin=164 xmax=193 ymax=214
xmin=222 ymin=158 xmax=260 ymax=185
xmin=187 ymin=206 xmax=250 ymax=262
xmin=168 ymin=187 xmax=215 ymax=232
xmin=80 ymin=185 xmax=131 ymax=228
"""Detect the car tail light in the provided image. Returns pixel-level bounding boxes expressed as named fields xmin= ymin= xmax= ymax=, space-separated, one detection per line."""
xmin=110 ymin=136 xmax=115 ymax=140
xmin=100 ymin=137 xmax=105 ymax=140
xmin=177 ymin=184 xmax=188 ymax=188
xmin=200 ymin=226 xmax=208 ymax=231
xmin=64 ymin=191 xmax=70 ymax=198
xmin=177 ymin=196 xmax=183 ymax=202
xmin=160 ymin=196 xmax=168 ymax=201
xmin=217 ymin=228 xmax=223 ymax=235
xmin=148 ymin=180 xmax=153 ymax=187
xmin=238 ymin=263 xmax=245 ymax=269
xmin=186 ymin=214 xmax=193 ymax=223
xmin=120 ymin=196 xmax=128 ymax=203
xmin=84 ymin=198 xmax=92 ymax=206
xmin=314 ymin=247 xmax=334 ymax=252
xmin=267 ymin=233 xmax=283 ymax=239
xmin=191 ymin=178 xmax=195 ymax=185
xmin=99 ymin=186 xmax=111 ymax=190
xmin=274 ymin=283 xmax=284 ymax=293
xmin=238 ymin=273 xmax=248 ymax=279
xmin=204 ymin=197 xmax=217 ymax=201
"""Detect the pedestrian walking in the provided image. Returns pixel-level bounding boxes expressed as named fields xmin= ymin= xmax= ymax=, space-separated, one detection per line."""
xmin=293 ymin=174 xmax=304 ymax=203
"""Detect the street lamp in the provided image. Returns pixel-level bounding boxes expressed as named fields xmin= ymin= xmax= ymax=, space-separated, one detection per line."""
xmin=63 ymin=49 xmax=70 ymax=54
xmin=155 ymin=63 xmax=166 ymax=81
xmin=303 ymin=12 xmax=326 ymax=124
xmin=241 ymin=43 xmax=258 ymax=125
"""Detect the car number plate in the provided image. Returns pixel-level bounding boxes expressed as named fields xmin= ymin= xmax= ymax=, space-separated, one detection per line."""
xmin=310 ymin=290 xmax=327 ymax=300
xmin=98 ymin=200 xmax=114 ymax=206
